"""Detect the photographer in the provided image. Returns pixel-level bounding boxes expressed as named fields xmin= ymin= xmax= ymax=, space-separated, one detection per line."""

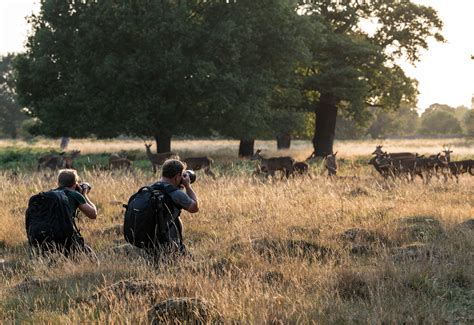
xmin=124 ymin=159 xmax=198 ymax=257
xmin=57 ymin=169 xmax=97 ymax=254
xmin=58 ymin=169 xmax=97 ymax=220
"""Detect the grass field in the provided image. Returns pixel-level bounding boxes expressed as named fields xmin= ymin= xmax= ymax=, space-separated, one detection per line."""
xmin=1 ymin=138 xmax=473 ymax=323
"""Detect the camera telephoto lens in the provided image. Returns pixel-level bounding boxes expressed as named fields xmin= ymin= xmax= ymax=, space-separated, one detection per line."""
xmin=185 ymin=170 xmax=196 ymax=184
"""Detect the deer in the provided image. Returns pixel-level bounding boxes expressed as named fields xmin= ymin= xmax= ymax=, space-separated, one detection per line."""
xmin=63 ymin=150 xmax=81 ymax=168
xmin=37 ymin=152 xmax=65 ymax=171
xmin=109 ymin=157 xmax=133 ymax=171
xmin=183 ymin=156 xmax=216 ymax=179
xmin=446 ymin=159 xmax=474 ymax=182
xmin=324 ymin=152 xmax=338 ymax=177
xmin=372 ymin=145 xmax=416 ymax=160
xmin=293 ymin=161 xmax=310 ymax=175
xmin=250 ymin=149 xmax=294 ymax=179
xmin=144 ymin=143 xmax=178 ymax=173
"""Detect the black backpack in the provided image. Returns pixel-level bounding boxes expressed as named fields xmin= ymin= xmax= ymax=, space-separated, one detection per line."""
xmin=123 ymin=183 xmax=182 ymax=250
xmin=25 ymin=189 xmax=81 ymax=252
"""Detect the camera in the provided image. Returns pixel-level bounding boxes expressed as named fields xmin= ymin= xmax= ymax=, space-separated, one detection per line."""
xmin=183 ymin=170 xmax=196 ymax=184
xmin=76 ymin=182 xmax=92 ymax=193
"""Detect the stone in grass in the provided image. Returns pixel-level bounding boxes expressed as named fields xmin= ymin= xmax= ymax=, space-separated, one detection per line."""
xmin=251 ymin=238 xmax=333 ymax=262
xmin=395 ymin=216 xmax=445 ymax=243
xmin=148 ymin=297 xmax=223 ymax=324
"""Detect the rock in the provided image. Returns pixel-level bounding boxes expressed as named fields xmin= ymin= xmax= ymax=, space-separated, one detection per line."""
xmin=148 ymin=297 xmax=222 ymax=324
xmin=394 ymin=216 xmax=444 ymax=243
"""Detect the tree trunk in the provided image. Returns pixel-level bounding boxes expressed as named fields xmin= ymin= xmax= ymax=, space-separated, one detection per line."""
xmin=60 ymin=136 xmax=70 ymax=150
xmin=238 ymin=139 xmax=255 ymax=157
xmin=276 ymin=133 xmax=291 ymax=150
xmin=154 ymin=134 xmax=172 ymax=153
xmin=312 ymin=93 xmax=338 ymax=157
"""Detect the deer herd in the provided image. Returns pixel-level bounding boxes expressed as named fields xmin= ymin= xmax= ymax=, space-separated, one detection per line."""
xmin=36 ymin=143 xmax=472 ymax=183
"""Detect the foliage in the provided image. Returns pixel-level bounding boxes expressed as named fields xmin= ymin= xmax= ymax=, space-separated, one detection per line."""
xmin=298 ymin=0 xmax=444 ymax=154
xmin=462 ymin=109 xmax=474 ymax=135
xmin=418 ymin=109 xmax=462 ymax=135
xmin=0 ymin=54 xmax=28 ymax=138
xmin=367 ymin=104 xmax=420 ymax=139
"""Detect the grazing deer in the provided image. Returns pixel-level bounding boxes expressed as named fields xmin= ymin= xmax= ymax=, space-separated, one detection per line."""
xmin=372 ymin=145 xmax=416 ymax=160
xmin=293 ymin=161 xmax=310 ymax=176
xmin=183 ymin=156 xmax=216 ymax=178
xmin=250 ymin=149 xmax=294 ymax=179
xmin=37 ymin=152 xmax=65 ymax=171
xmin=324 ymin=152 xmax=338 ymax=177
xmin=144 ymin=143 xmax=178 ymax=173
xmin=447 ymin=160 xmax=474 ymax=182
xmin=64 ymin=150 xmax=81 ymax=168
xmin=109 ymin=157 xmax=133 ymax=171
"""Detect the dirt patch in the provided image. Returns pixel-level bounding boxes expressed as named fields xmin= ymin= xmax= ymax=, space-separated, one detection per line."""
xmin=148 ymin=297 xmax=223 ymax=324
xmin=339 ymin=228 xmax=391 ymax=256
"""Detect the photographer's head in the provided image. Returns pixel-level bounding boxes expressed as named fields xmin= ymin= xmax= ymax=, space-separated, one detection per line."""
xmin=161 ymin=159 xmax=186 ymax=187
xmin=58 ymin=169 xmax=79 ymax=188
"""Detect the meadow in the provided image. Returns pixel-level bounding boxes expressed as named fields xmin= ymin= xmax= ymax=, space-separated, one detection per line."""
xmin=0 ymin=138 xmax=473 ymax=323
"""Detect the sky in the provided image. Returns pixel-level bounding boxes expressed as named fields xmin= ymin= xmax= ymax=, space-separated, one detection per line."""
xmin=0 ymin=0 xmax=473 ymax=112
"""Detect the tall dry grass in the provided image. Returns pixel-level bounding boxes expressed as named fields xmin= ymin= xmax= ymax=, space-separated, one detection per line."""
xmin=0 ymin=139 xmax=473 ymax=323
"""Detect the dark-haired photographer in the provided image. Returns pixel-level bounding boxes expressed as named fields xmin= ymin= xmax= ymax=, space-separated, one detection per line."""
xmin=124 ymin=159 xmax=198 ymax=258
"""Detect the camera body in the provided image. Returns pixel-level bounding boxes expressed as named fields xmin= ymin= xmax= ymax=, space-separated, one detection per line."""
xmin=183 ymin=170 xmax=196 ymax=184
xmin=76 ymin=182 xmax=92 ymax=193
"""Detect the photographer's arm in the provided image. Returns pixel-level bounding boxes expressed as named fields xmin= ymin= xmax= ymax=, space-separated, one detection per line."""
xmin=184 ymin=184 xmax=199 ymax=213
xmin=78 ymin=194 xmax=97 ymax=219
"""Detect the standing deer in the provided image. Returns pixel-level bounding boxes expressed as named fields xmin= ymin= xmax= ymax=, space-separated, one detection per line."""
xmin=144 ymin=143 xmax=178 ymax=173
xmin=109 ymin=157 xmax=133 ymax=171
xmin=293 ymin=161 xmax=310 ymax=177
xmin=250 ymin=149 xmax=294 ymax=179
xmin=37 ymin=152 xmax=65 ymax=171
xmin=64 ymin=150 xmax=81 ymax=168
xmin=372 ymin=145 xmax=416 ymax=160
xmin=324 ymin=152 xmax=338 ymax=177
xmin=183 ymin=156 xmax=216 ymax=178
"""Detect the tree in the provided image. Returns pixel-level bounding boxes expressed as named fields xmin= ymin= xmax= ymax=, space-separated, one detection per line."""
xmin=367 ymin=104 xmax=419 ymax=138
xmin=15 ymin=0 xmax=215 ymax=152
xmin=0 ymin=54 xmax=27 ymax=138
xmin=418 ymin=109 xmax=462 ymax=135
xmin=462 ymin=109 xmax=474 ymax=135
xmin=198 ymin=0 xmax=311 ymax=156
xmin=300 ymin=0 xmax=443 ymax=156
